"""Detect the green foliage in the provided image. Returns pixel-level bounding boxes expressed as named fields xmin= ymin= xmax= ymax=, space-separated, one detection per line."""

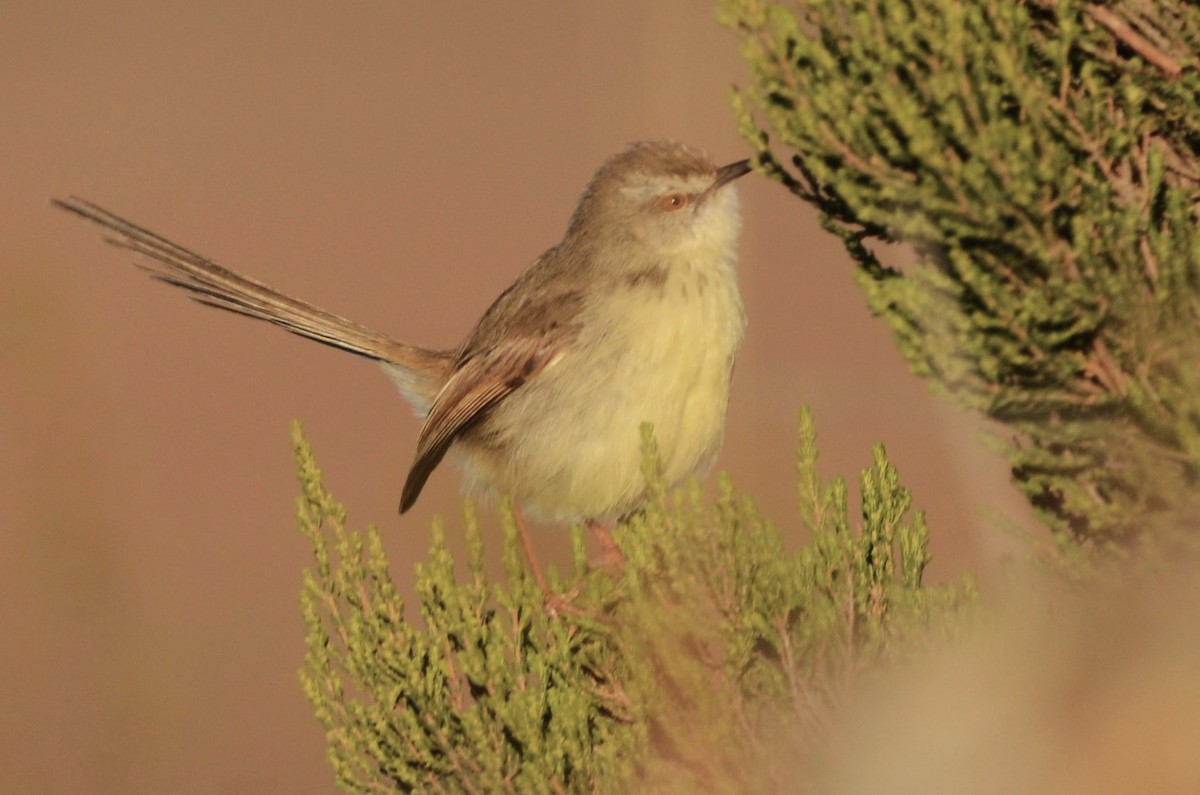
xmin=721 ymin=0 xmax=1200 ymax=551
xmin=294 ymin=411 xmax=972 ymax=793
xmin=295 ymin=426 xmax=633 ymax=793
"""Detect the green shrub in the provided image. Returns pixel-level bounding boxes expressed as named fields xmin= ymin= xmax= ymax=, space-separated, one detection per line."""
xmin=294 ymin=410 xmax=971 ymax=793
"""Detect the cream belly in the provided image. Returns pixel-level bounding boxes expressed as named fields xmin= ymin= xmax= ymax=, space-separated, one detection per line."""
xmin=459 ymin=256 xmax=745 ymax=523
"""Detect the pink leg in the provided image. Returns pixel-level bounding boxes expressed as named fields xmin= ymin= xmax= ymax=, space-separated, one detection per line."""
xmin=587 ymin=520 xmax=625 ymax=572
xmin=513 ymin=506 xmax=549 ymax=594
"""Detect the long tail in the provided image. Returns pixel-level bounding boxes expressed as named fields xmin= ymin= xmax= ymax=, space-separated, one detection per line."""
xmin=54 ymin=196 xmax=452 ymax=407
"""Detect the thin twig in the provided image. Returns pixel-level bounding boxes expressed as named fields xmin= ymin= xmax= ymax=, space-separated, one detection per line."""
xmin=1087 ymin=4 xmax=1183 ymax=78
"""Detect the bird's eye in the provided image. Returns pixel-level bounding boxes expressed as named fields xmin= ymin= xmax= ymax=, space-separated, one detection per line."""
xmin=659 ymin=192 xmax=689 ymax=212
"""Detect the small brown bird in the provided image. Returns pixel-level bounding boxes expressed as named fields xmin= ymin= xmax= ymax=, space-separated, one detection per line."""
xmin=56 ymin=141 xmax=751 ymax=567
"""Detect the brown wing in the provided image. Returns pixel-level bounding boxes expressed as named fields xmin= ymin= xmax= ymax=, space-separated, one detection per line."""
xmin=396 ymin=245 xmax=591 ymax=511
xmin=398 ymin=329 xmax=568 ymax=511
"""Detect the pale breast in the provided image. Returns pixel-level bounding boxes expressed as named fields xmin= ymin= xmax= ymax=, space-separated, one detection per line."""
xmin=458 ymin=253 xmax=744 ymax=523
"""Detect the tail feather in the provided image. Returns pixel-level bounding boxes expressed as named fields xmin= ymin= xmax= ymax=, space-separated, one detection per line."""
xmin=54 ymin=196 xmax=452 ymax=408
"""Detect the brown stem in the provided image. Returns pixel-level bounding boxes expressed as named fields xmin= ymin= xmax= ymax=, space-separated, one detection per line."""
xmin=1087 ymin=4 xmax=1183 ymax=78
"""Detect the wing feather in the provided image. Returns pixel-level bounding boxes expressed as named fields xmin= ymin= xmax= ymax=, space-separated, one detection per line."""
xmin=399 ymin=331 xmax=566 ymax=511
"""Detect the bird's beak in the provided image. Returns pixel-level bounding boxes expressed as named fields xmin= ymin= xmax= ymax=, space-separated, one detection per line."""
xmin=712 ymin=158 xmax=752 ymax=191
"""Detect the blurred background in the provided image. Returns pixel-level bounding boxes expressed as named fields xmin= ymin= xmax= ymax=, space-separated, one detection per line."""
xmin=0 ymin=2 xmax=1034 ymax=792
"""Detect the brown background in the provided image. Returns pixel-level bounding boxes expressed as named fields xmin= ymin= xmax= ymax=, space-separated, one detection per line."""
xmin=1 ymin=3 xmax=1033 ymax=792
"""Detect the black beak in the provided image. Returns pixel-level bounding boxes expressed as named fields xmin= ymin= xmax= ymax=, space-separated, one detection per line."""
xmin=699 ymin=159 xmax=752 ymax=204
xmin=711 ymin=158 xmax=752 ymax=191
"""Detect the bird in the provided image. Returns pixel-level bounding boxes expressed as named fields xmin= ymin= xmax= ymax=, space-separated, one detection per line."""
xmin=55 ymin=140 xmax=752 ymax=579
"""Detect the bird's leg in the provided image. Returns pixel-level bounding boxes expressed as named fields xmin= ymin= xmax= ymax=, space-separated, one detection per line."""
xmin=513 ymin=508 xmax=592 ymax=618
xmin=513 ymin=506 xmax=550 ymax=595
xmin=588 ymin=520 xmax=625 ymax=573
xmin=511 ymin=512 xmax=623 ymax=617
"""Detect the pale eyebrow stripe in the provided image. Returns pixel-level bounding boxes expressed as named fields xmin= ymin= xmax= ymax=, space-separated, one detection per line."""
xmin=620 ymin=174 xmax=712 ymax=201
